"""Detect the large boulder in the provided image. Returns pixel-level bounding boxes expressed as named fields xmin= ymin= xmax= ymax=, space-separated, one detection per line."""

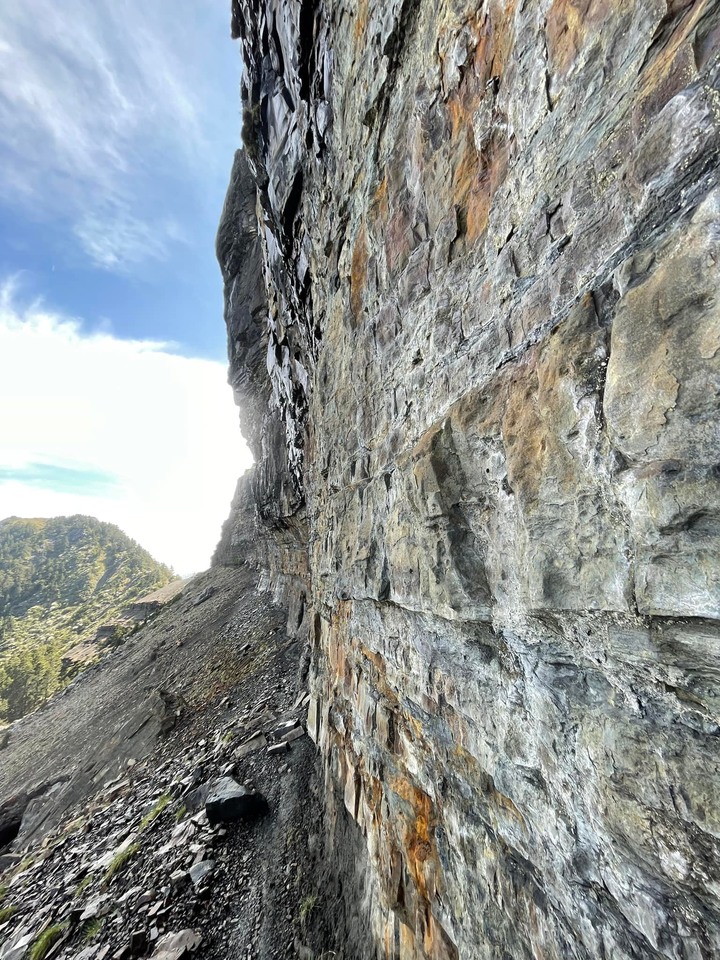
xmin=204 ymin=777 xmax=267 ymax=825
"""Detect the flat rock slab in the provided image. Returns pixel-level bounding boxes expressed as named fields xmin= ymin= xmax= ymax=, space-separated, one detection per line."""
xmin=188 ymin=860 xmax=214 ymax=887
xmin=150 ymin=930 xmax=201 ymax=960
xmin=234 ymin=733 xmax=267 ymax=759
xmin=281 ymin=726 xmax=305 ymax=743
xmin=204 ymin=777 xmax=268 ymax=825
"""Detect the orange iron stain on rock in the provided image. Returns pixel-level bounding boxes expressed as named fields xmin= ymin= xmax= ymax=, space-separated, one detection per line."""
xmin=350 ymin=221 xmax=369 ymax=322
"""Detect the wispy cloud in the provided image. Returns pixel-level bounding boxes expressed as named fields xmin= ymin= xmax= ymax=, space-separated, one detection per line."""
xmin=74 ymin=205 xmax=186 ymax=271
xmin=0 ymin=463 xmax=119 ymax=497
xmin=0 ymin=278 xmax=251 ymax=573
xmin=0 ymin=0 xmax=236 ymax=271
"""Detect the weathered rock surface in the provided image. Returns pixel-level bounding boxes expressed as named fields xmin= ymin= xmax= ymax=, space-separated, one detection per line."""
xmin=220 ymin=1 xmax=720 ymax=958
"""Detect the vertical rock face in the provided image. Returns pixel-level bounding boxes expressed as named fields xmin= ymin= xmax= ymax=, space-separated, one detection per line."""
xmin=219 ymin=1 xmax=720 ymax=957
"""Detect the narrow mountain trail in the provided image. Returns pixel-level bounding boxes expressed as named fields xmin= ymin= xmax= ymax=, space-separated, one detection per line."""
xmin=0 ymin=565 xmax=339 ymax=960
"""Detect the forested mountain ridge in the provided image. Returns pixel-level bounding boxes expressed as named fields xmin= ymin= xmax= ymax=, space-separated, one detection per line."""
xmin=0 ymin=515 xmax=174 ymax=721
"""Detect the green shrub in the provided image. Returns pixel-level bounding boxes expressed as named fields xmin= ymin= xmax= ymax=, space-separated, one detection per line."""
xmin=83 ymin=918 xmax=104 ymax=943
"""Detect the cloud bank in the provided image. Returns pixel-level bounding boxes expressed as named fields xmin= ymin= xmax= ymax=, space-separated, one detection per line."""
xmin=0 ymin=280 xmax=251 ymax=574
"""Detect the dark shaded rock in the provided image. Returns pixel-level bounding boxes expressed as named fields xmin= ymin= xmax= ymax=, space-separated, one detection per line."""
xmin=129 ymin=930 xmax=147 ymax=955
xmin=183 ymin=783 xmax=210 ymax=815
xmin=0 ymin=852 xmax=21 ymax=871
xmin=153 ymin=689 xmax=187 ymax=736
xmin=169 ymin=869 xmax=189 ymax=888
xmin=204 ymin=778 xmax=268 ymax=826
xmin=0 ymin=795 xmax=27 ymax=850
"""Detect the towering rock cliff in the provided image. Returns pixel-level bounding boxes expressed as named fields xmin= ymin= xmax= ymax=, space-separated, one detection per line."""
xmin=217 ymin=2 xmax=720 ymax=957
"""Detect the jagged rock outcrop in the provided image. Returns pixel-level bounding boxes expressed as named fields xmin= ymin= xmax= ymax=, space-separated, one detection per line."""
xmin=219 ymin=2 xmax=720 ymax=957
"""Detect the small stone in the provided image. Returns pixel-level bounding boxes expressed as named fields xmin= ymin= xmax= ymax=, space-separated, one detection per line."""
xmin=267 ymin=742 xmax=289 ymax=756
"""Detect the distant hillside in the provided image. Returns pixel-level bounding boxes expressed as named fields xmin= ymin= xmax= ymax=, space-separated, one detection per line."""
xmin=0 ymin=516 xmax=174 ymax=721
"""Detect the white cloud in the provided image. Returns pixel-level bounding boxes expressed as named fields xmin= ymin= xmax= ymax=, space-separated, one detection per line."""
xmin=0 ymin=279 xmax=251 ymax=575
xmin=0 ymin=0 xmax=238 ymax=270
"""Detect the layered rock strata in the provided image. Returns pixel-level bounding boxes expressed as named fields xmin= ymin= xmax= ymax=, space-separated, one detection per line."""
xmin=219 ymin=1 xmax=720 ymax=957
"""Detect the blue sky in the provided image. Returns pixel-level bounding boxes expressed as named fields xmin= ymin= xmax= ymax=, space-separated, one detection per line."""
xmin=0 ymin=0 xmax=241 ymax=359
xmin=0 ymin=0 xmax=253 ymax=572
